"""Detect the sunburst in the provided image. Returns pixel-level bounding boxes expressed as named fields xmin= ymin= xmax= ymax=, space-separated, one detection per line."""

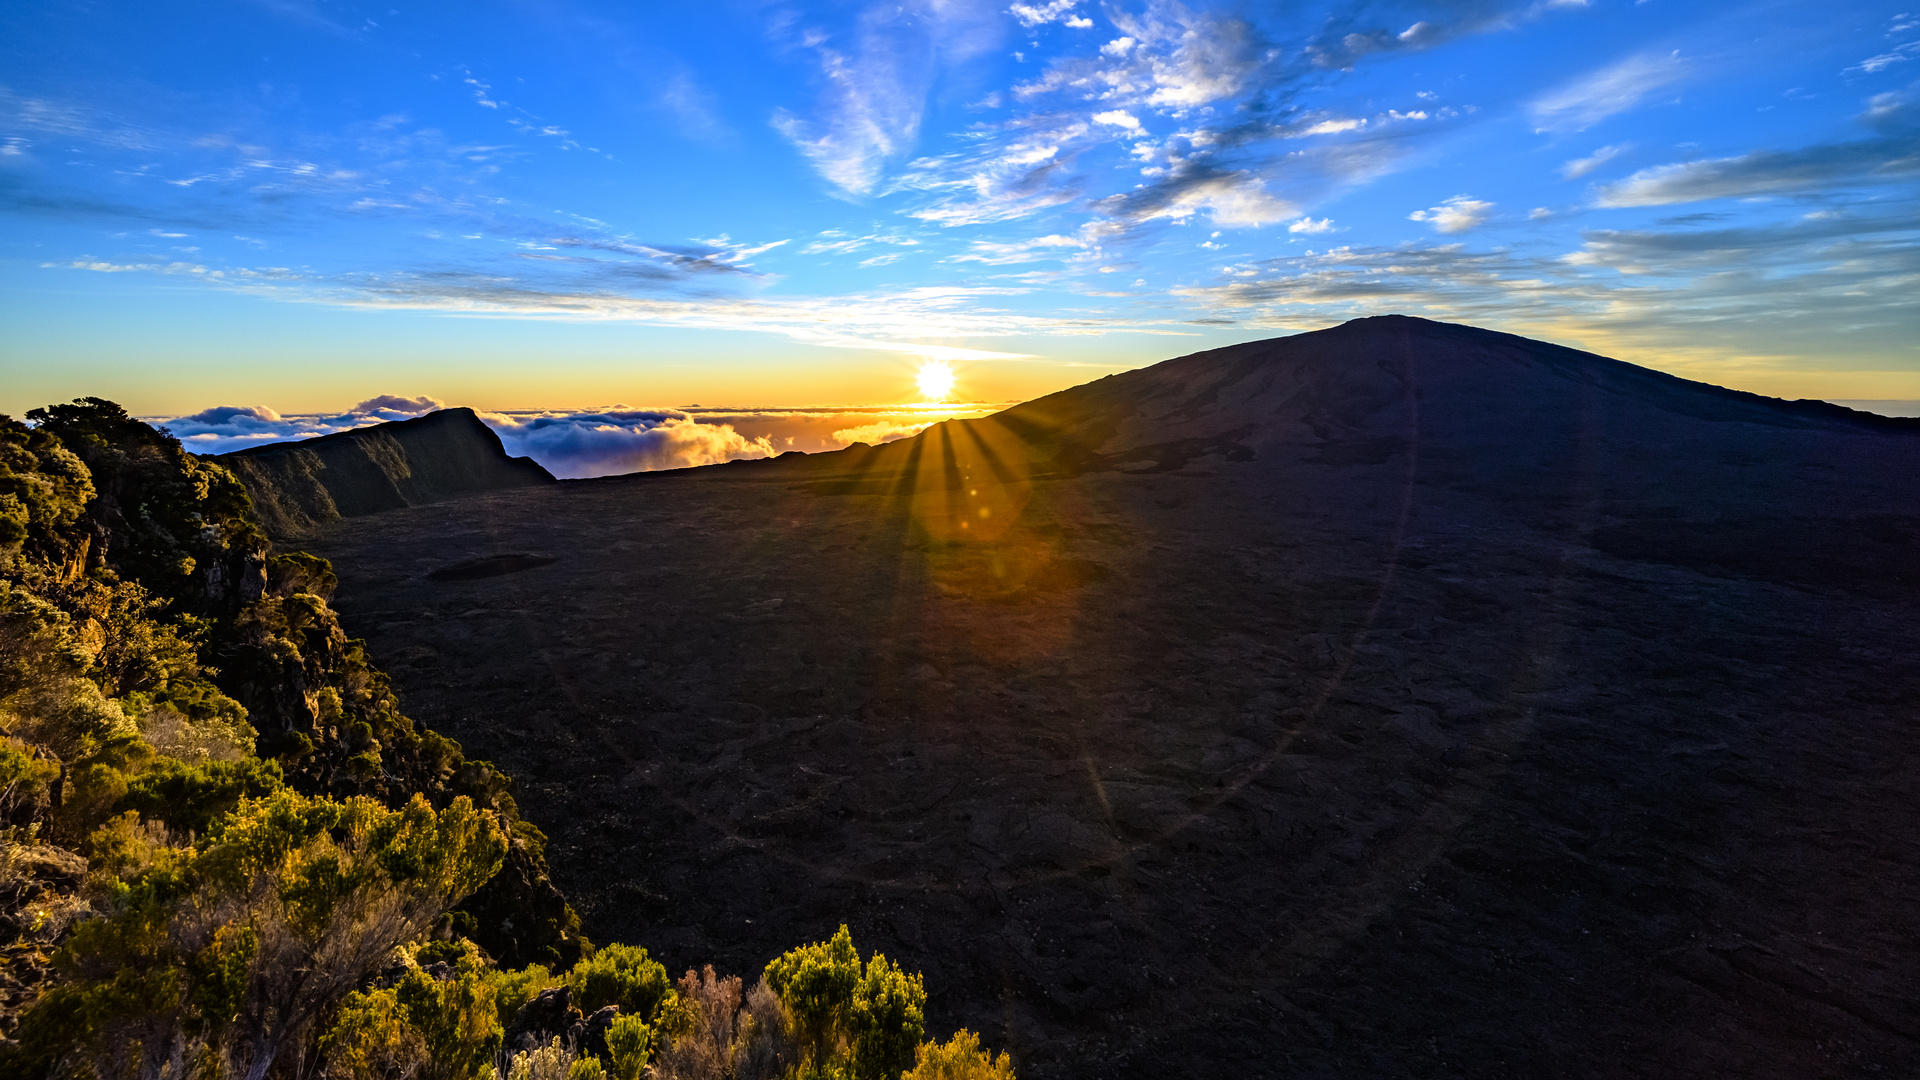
xmin=916 ymin=361 xmax=957 ymax=402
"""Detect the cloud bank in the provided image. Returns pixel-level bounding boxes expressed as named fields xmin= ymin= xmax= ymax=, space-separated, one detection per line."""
xmin=159 ymin=398 xmax=994 ymax=478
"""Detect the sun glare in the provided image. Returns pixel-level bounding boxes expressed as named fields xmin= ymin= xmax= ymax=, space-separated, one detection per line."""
xmin=916 ymin=361 xmax=957 ymax=402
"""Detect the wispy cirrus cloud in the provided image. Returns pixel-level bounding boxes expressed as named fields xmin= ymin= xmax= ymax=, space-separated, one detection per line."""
xmin=56 ymin=253 xmax=1184 ymax=359
xmin=1170 ymin=209 xmax=1920 ymax=391
xmin=1562 ymin=143 xmax=1626 ymax=179
xmin=1846 ymin=12 xmax=1920 ymax=74
xmin=772 ymin=1 xmax=1001 ymax=196
xmin=1095 ymin=167 xmax=1296 ymax=227
xmin=1306 ymin=0 xmax=1587 ymax=70
xmin=947 ymin=233 xmax=1085 ymax=264
xmin=1594 ymin=136 xmax=1920 ymax=206
xmin=893 ymin=0 xmax=1497 ymax=242
xmin=1530 ymin=51 xmax=1688 ymax=133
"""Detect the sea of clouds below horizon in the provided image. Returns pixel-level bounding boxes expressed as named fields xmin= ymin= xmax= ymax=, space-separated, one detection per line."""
xmin=152 ymin=393 xmax=1920 ymax=480
xmin=153 ymin=394 xmax=1006 ymax=479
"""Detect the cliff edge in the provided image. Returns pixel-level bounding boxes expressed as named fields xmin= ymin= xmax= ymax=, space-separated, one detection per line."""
xmin=219 ymin=407 xmax=554 ymax=538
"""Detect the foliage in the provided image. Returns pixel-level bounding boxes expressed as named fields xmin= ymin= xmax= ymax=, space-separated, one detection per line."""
xmin=324 ymin=955 xmax=504 ymax=1080
xmin=764 ymin=926 xmax=862 ymax=1071
xmin=902 ymin=1031 xmax=1017 ymax=1080
xmin=764 ymin=926 xmax=927 ymax=1080
xmin=847 ymin=952 xmax=925 ymax=1080
xmin=0 ymin=400 xmax=1011 ymax=1080
xmin=605 ymin=1012 xmax=654 ymax=1080
xmin=0 ymin=738 xmax=59 ymax=826
xmin=320 ymin=982 xmax=428 ymax=1080
xmin=502 ymin=1037 xmax=579 ymax=1080
xmin=566 ymin=942 xmax=679 ymax=1026
xmin=9 ymin=790 xmax=506 ymax=1079
xmin=0 ymin=413 xmax=94 ymax=566
xmin=649 ymin=967 xmax=794 ymax=1080
xmin=0 ymin=399 xmax=585 ymax=966
xmin=115 ymin=756 xmax=285 ymax=841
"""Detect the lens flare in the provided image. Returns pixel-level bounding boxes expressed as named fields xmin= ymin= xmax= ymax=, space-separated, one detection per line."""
xmin=916 ymin=361 xmax=957 ymax=402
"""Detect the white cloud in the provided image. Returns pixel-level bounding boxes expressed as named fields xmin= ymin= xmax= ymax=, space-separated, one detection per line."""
xmin=1301 ymin=118 xmax=1366 ymax=135
xmin=482 ymin=410 xmax=774 ymax=477
xmin=1408 ymin=195 xmax=1494 ymax=233
xmin=1010 ymin=1 xmax=1082 ymax=29
xmin=1091 ymin=109 xmax=1142 ymax=131
xmin=1167 ymin=213 xmax=1920 ymax=390
xmin=1595 ymin=138 xmax=1920 ymax=206
xmin=165 ymin=401 xmax=1019 ymax=474
xmin=829 ymin=419 xmax=936 ymax=446
xmin=57 ymin=250 xmax=1177 ymax=358
xmin=772 ymin=2 xmax=998 ymax=196
xmin=1287 ymin=217 xmax=1336 ymax=234
xmin=1103 ymin=170 xmax=1296 ymax=227
xmin=1562 ymin=144 xmax=1626 ymax=179
xmin=948 ymin=233 xmax=1085 ymax=263
xmin=1530 ymin=51 xmax=1687 ymax=133
xmin=801 ymin=232 xmax=920 ymax=256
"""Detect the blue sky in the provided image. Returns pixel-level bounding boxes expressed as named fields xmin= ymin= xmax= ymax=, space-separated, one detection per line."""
xmin=3 ymin=0 xmax=1917 ymax=427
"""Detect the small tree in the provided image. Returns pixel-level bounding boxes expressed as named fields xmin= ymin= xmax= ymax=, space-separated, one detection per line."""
xmin=763 ymin=926 xmax=861 ymax=1072
xmin=763 ymin=927 xmax=926 ymax=1080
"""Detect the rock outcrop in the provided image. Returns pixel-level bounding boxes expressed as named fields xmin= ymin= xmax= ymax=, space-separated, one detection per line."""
xmin=219 ymin=408 xmax=553 ymax=538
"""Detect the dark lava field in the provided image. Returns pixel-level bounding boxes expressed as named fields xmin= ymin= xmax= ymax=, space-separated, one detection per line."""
xmin=301 ymin=317 xmax=1920 ymax=1078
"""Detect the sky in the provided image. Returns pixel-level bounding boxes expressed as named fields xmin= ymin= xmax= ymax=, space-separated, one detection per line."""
xmin=2 ymin=0 xmax=1917 ymax=472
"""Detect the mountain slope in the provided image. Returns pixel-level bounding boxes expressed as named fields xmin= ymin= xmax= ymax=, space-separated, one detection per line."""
xmin=220 ymin=408 xmax=553 ymax=538
xmin=763 ymin=314 xmax=1919 ymax=589
xmin=302 ymin=317 xmax=1920 ymax=1078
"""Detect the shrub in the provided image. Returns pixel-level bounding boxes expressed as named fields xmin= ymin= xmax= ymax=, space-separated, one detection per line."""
xmin=117 ymin=757 xmax=283 ymax=837
xmin=324 ymin=962 xmax=502 ymax=1080
xmin=605 ymin=1012 xmax=653 ymax=1080
xmin=0 ymin=737 xmax=58 ymax=826
xmin=321 ymin=983 xmax=428 ymax=1080
xmin=13 ymin=790 xmax=507 ymax=1078
xmin=501 ymin=1036 xmax=577 ymax=1080
xmin=763 ymin=927 xmax=926 ymax=1080
xmin=566 ymin=942 xmax=678 ymax=1027
xmin=903 ymin=1031 xmax=1016 ymax=1080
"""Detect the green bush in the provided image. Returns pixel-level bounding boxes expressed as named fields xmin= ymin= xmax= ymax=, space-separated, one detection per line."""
xmin=606 ymin=1012 xmax=654 ymax=1080
xmin=0 ymin=737 xmax=58 ymax=825
xmin=764 ymin=926 xmax=927 ymax=1080
xmin=567 ymin=942 xmax=679 ymax=1026
xmin=12 ymin=790 xmax=507 ymax=1078
xmin=116 ymin=756 xmax=284 ymax=837
xmin=903 ymin=1030 xmax=1016 ymax=1080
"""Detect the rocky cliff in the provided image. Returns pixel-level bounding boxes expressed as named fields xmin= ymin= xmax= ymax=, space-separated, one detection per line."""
xmin=220 ymin=408 xmax=553 ymax=538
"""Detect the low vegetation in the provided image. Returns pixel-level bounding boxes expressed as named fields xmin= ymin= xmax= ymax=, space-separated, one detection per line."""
xmin=0 ymin=400 xmax=1011 ymax=1079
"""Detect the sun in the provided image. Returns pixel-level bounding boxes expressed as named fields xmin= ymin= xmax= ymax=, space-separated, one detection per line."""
xmin=916 ymin=360 xmax=957 ymax=402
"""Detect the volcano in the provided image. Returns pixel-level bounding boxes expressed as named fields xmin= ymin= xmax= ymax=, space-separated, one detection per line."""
xmin=299 ymin=317 xmax=1920 ymax=1077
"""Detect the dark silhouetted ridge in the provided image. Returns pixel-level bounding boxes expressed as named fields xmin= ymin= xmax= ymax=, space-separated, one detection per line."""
xmin=220 ymin=407 xmax=553 ymax=537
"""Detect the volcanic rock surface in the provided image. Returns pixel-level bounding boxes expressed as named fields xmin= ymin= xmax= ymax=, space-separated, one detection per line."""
xmin=300 ymin=316 xmax=1920 ymax=1078
xmin=221 ymin=406 xmax=552 ymax=537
